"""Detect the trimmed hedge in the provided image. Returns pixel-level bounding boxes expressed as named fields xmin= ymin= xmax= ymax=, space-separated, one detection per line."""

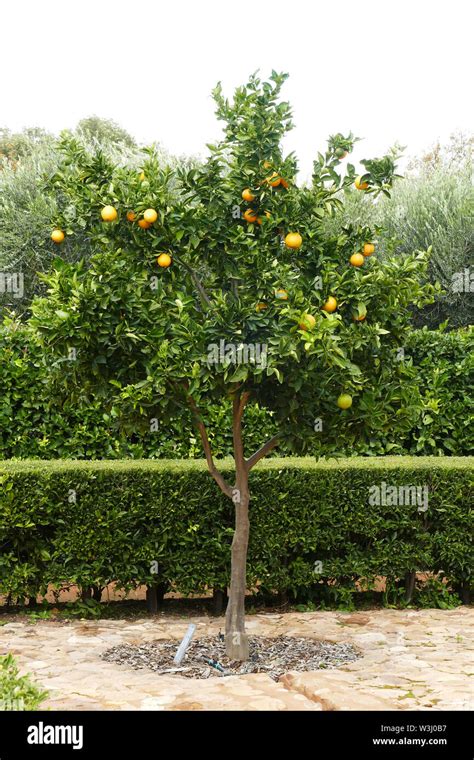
xmin=0 ymin=457 xmax=472 ymax=605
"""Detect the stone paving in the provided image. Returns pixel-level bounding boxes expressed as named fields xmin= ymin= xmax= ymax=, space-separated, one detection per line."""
xmin=1 ymin=608 xmax=472 ymax=711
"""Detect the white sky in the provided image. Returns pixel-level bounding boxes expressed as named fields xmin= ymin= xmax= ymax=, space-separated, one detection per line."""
xmin=1 ymin=0 xmax=472 ymax=180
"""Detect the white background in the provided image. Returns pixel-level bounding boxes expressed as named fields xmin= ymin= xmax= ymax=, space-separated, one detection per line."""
xmin=1 ymin=0 xmax=472 ymax=179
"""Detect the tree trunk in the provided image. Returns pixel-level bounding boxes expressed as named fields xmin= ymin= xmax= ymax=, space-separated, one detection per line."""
xmin=91 ymin=585 xmax=102 ymax=602
xmin=225 ymin=466 xmax=250 ymax=660
xmin=212 ymin=587 xmax=228 ymax=615
xmin=146 ymin=582 xmax=168 ymax=613
xmin=404 ymin=571 xmax=416 ymax=603
xmin=146 ymin=585 xmax=158 ymax=614
xmin=187 ymin=389 xmax=278 ymax=662
xmin=459 ymin=581 xmax=471 ymax=605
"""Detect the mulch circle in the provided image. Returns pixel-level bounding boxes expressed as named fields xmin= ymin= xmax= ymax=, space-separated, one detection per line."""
xmin=101 ymin=635 xmax=360 ymax=681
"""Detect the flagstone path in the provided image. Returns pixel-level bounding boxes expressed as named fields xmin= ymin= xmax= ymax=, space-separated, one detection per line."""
xmin=1 ymin=608 xmax=472 ymax=711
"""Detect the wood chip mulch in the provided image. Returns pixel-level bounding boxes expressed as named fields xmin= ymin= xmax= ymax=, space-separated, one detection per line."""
xmin=101 ymin=635 xmax=360 ymax=681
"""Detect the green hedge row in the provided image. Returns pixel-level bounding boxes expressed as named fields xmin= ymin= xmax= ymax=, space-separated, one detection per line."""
xmin=0 ymin=322 xmax=472 ymax=460
xmin=1 ymin=457 xmax=472 ymax=605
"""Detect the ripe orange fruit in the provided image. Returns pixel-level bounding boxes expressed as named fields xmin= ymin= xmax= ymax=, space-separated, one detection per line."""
xmin=363 ymin=243 xmax=375 ymax=256
xmin=126 ymin=211 xmax=136 ymax=222
xmin=353 ymin=313 xmax=366 ymax=321
xmin=157 ymin=253 xmax=172 ymax=268
xmin=355 ymin=175 xmax=369 ymax=190
xmin=51 ymin=229 xmax=65 ymax=244
xmin=255 ymin=302 xmax=268 ymax=312
xmin=266 ymin=172 xmax=281 ymax=188
xmin=138 ymin=219 xmax=151 ymax=229
xmin=243 ymin=209 xmax=258 ymax=223
xmin=101 ymin=205 xmax=118 ymax=222
xmin=143 ymin=208 xmax=158 ymax=224
xmin=275 ymin=288 xmax=288 ymax=300
xmin=322 ymin=296 xmax=337 ymax=313
xmin=280 ymin=177 xmax=289 ymax=189
xmin=350 ymin=253 xmax=365 ymax=267
xmin=284 ymin=232 xmax=303 ymax=249
xmin=299 ymin=313 xmax=316 ymax=330
xmin=242 ymin=188 xmax=255 ymax=202
xmin=337 ymin=393 xmax=353 ymax=410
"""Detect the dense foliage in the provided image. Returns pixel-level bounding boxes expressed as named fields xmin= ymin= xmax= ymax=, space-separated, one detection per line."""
xmin=0 ymin=320 xmax=471 ymax=459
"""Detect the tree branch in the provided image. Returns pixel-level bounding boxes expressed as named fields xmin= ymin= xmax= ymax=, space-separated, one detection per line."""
xmin=186 ymin=394 xmax=233 ymax=498
xmin=232 ymin=391 xmax=251 ymax=473
xmin=173 ymin=256 xmax=212 ymax=307
xmin=246 ymin=434 xmax=280 ymax=470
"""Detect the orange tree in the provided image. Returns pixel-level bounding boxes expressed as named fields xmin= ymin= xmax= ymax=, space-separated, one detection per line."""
xmin=31 ymin=72 xmax=435 ymax=659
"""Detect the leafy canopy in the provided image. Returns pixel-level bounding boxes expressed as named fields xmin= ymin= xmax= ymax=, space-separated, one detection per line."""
xmin=31 ymin=72 xmax=436 ymax=454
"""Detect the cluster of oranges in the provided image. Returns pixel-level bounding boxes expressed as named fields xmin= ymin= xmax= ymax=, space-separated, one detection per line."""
xmin=241 ymin=168 xmax=290 ymax=228
xmin=51 ymin=205 xmax=172 ymax=268
xmin=349 ymin=242 xmax=375 ymax=268
xmin=256 ymin=240 xmax=375 ymax=318
xmin=125 ymin=207 xmax=158 ymax=229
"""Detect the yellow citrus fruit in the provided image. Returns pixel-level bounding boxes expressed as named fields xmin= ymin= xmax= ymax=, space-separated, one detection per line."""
xmin=337 ymin=393 xmax=353 ymax=409
xmin=363 ymin=243 xmax=375 ymax=256
xmin=138 ymin=219 xmax=151 ymax=229
xmin=266 ymin=172 xmax=281 ymax=187
xmin=299 ymin=313 xmax=316 ymax=330
xmin=242 ymin=188 xmax=255 ymax=202
xmin=350 ymin=253 xmax=365 ymax=267
xmin=143 ymin=208 xmax=158 ymax=224
xmin=355 ymin=175 xmax=369 ymax=190
xmin=157 ymin=253 xmax=172 ymax=268
xmin=284 ymin=232 xmax=303 ymax=249
xmin=243 ymin=209 xmax=258 ymax=223
xmin=126 ymin=211 xmax=136 ymax=222
xmin=51 ymin=229 xmax=65 ymax=244
xmin=275 ymin=288 xmax=288 ymax=300
xmin=255 ymin=302 xmax=268 ymax=312
xmin=322 ymin=296 xmax=337 ymax=313
xmin=101 ymin=205 xmax=118 ymax=222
